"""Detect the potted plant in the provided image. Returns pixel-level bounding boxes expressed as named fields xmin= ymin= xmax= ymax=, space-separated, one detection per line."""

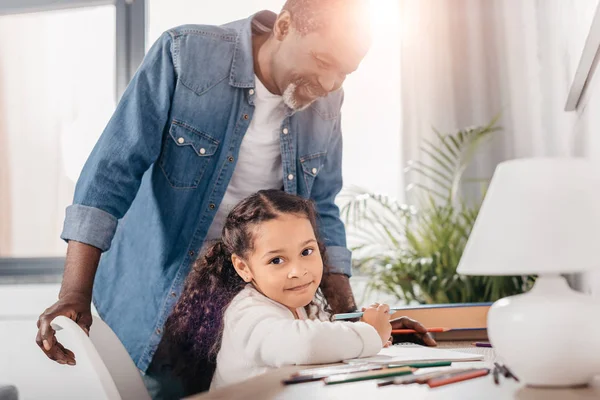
xmin=341 ymin=116 xmax=534 ymax=304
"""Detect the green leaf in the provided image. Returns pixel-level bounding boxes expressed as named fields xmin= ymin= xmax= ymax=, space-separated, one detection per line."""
xmin=432 ymin=126 xmax=460 ymax=160
xmin=420 ymin=146 xmax=455 ymax=177
xmin=344 ymin=115 xmax=534 ymax=304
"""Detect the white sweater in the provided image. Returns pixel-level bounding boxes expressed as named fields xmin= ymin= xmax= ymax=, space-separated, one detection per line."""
xmin=210 ymin=285 xmax=383 ymax=389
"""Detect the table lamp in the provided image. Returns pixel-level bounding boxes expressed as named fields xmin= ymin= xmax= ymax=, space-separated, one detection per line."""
xmin=457 ymin=158 xmax=600 ymax=387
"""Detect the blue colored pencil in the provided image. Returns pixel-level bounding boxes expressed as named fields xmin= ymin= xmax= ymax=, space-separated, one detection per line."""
xmin=333 ymin=309 xmax=403 ymax=320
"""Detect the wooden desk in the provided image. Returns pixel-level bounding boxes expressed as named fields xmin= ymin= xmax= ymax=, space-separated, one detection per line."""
xmin=186 ymin=342 xmax=600 ymax=400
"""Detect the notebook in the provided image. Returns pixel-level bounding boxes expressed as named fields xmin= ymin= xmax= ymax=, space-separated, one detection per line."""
xmin=391 ymin=303 xmax=491 ymax=341
xmin=344 ymin=343 xmax=484 ymax=365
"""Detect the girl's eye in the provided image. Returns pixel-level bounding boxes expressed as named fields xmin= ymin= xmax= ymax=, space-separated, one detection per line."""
xmin=302 ymin=248 xmax=314 ymax=257
xmin=270 ymin=257 xmax=284 ymax=265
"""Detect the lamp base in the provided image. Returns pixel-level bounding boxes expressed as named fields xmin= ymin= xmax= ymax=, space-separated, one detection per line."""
xmin=488 ymin=275 xmax=600 ymax=387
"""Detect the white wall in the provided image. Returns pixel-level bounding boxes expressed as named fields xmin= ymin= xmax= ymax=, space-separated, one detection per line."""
xmin=571 ymin=26 xmax=600 ymax=299
xmin=520 ymin=0 xmax=600 ymax=298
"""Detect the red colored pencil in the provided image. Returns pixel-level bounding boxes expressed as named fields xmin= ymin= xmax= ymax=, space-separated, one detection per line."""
xmin=391 ymin=327 xmax=450 ymax=334
xmin=427 ymin=368 xmax=490 ymax=388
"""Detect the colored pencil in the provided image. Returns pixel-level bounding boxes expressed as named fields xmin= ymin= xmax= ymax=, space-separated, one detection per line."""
xmin=284 ymin=364 xmax=383 ymax=384
xmin=392 ymin=327 xmax=450 ymax=334
xmin=388 ymin=361 xmax=452 ymax=369
xmin=414 ymin=368 xmax=473 ymax=384
xmin=427 ymin=368 xmax=490 ymax=388
xmin=333 ymin=309 xmax=404 ymax=320
xmin=492 ymin=365 xmax=500 ymax=384
xmin=324 ymin=366 xmax=413 ymax=385
xmin=503 ymin=364 xmax=520 ymax=382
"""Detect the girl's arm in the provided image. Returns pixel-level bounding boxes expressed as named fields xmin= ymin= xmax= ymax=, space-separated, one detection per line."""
xmin=227 ymin=295 xmax=383 ymax=367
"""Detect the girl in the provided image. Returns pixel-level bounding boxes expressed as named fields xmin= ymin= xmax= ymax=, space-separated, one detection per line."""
xmin=163 ymin=190 xmax=392 ymax=392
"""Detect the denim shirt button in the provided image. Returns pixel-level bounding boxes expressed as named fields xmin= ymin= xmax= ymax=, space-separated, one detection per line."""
xmin=287 ymin=174 xmax=294 ymax=180
xmin=209 ymin=203 xmax=216 ymax=210
xmin=199 ymin=148 xmax=206 ymax=155
xmin=249 ymin=89 xmax=255 ymax=96
xmin=243 ymin=114 xmax=249 ymax=120
xmin=283 ymin=128 xmax=289 ymax=135
xmin=156 ymin=329 xmax=161 ymax=335
xmin=177 ymin=137 xmax=184 ymax=144
xmin=312 ymin=168 xmax=318 ymax=174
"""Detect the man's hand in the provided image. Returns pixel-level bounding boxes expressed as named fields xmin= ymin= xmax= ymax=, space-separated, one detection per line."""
xmin=390 ymin=316 xmax=437 ymax=347
xmin=36 ymin=292 xmax=92 ymax=365
xmin=320 ymin=273 xmax=357 ymax=314
xmin=36 ymin=291 xmax=93 ymax=365
xmin=36 ymin=241 xmax=100 ymax=365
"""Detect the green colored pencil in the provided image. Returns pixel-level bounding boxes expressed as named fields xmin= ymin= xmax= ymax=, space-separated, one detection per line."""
xmin=388 ymin=361 xmax=453 ymax=369
xmin=324 ymin=366 xmax=413 ymax=385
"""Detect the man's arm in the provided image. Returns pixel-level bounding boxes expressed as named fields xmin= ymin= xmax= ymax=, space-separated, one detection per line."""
xmin=36 ymin=241 xmax=100 ymax=365
xmin=320 ymin=273 xmax=356 ymax=314
xmin=36 ymin=31 xmax=178 ymax=363
xmin=310 ymin=97 xmax=357 ymax=314
xmin=61 ymin=31 xmax=177 ymax=251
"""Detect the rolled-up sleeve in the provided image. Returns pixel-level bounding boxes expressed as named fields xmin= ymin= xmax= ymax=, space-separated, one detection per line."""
xmin=325 ymin=245 xmax=352 ymax=276
xmin=61 ymin=32 xmax=177 ymax=251
xmin=61 ymin=205 xmax=118 ymax=252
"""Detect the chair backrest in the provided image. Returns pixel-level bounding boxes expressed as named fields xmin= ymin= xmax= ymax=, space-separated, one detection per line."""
xmin=0 ymin=318 xmax=111 ymax=399
xmin=51 ymin=316 xmax=150 ymax=400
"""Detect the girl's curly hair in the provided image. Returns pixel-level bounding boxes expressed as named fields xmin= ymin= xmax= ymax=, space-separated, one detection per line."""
xmin=160 ymin=189 xmax=340 ymax=393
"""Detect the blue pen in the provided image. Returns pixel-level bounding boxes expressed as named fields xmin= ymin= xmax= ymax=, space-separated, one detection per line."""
xmin=333 ymin=309 xmax=402 ymax=320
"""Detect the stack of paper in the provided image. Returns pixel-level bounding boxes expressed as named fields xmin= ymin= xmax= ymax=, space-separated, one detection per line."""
xmin=345 ymin=343 xmax=484 ymax=365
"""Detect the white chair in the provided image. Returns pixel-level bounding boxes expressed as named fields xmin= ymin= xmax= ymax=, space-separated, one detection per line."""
xmin=0 ymin=318 xmax=113 ymax=399
xmin=51 ymin=316 xmax=151 ymax=400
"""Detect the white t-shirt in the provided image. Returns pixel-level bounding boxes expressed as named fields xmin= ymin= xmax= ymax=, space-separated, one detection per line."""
xmin=205 ymin=75 xmax=286 ymax=241
xmin=210 ymin=285 xmax=383 ymax=389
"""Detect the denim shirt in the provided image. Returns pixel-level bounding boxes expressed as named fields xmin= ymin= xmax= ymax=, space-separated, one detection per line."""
xmin=61 ymin=11 xmax=352 ymax=372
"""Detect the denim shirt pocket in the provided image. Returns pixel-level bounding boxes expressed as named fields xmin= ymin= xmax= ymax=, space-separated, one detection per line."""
xmin=300 ymin=151 xmax=327 ymax=194
xmin=158 ymin=120 xmax=219 ymax=189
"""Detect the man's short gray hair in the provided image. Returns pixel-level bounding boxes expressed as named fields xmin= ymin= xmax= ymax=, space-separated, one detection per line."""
xmin=282 ymin=0 xmax=367 ymax=35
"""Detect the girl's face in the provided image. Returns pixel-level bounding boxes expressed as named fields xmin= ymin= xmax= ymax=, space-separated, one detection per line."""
xmin=231 ymin=214 xmax=324 ymax=315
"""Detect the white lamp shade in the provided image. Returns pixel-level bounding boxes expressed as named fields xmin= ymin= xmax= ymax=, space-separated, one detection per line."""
xmin=457 ymin=158 xmax=600 ymax=275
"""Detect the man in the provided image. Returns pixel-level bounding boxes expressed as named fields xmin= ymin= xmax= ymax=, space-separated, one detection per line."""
xmin=36 ymin=0 xmax=434 ymax=397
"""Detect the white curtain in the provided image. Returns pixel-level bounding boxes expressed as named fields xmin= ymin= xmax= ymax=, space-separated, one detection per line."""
xmin=398 ymin=0 xmax=600 ymax=295
xmin=398 ymin=0 xmax=599 ymax=200
xmin=0 ymin=7 xmax=115 ymax=257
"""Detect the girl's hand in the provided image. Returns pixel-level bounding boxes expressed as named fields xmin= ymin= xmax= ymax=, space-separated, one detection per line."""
xmin=360 ymin=303 xmax=392 ymax=346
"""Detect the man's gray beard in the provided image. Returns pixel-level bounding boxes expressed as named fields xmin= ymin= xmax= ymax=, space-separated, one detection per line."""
xmin=282 ymin=82 xmax=312 ymax=111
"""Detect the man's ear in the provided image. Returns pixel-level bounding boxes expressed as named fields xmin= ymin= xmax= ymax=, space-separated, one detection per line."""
xmin=273 ymin=10 xmax=292 ymax=41
xmin=232 ymin=254 xmax=253 ymax=282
